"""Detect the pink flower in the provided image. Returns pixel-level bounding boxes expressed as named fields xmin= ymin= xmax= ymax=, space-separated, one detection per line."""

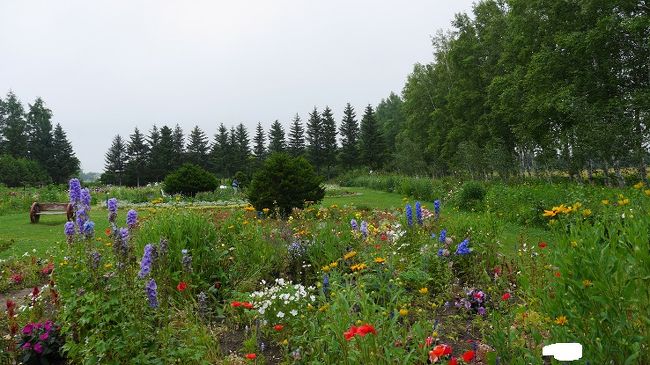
xmin=22 ymin=342 xmax=32 ymax=350
xmin=40 ymin=332 xmax=49 ymax=341
xmin=33 ymin=342 xmax=43 ymax=354
xmin=22 ymin=323 xmax=34 ymax=335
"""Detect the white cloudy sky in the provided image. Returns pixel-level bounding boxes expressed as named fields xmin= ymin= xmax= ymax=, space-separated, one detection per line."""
xmin=0 ymin=0 xmax=475 ymax=171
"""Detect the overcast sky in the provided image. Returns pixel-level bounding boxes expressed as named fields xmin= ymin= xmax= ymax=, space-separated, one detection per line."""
xmin=1 ymin=0 xmax=475 ymax=172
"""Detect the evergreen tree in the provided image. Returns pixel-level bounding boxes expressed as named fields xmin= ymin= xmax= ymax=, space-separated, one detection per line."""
xmin=234 ymin=123 xmax=250 ymax=173
xmin=288 ymin=114 xmax=306 ymax=157
xmin=253 ymin=122 xmax=266 ymax=161
xmin=0 ymin=91 xmax=27 ymax=158
xmin=148 ymin=126 xmax=175 ymax=181
xmin=227 ymin=127 xmax=238 ymax=176
xmin=172 ymin=124 xmax=185 ymax=169
xmin=50 ymin=124 xmax=80 ymax=184
xmin=125 ymin=127 xmax=149 ymax=186
xmin=320 ymin=106 xmax=338 ymax=177
xmin=268 ymin=120 xmax=286 ymax=154
xmin=305 ymin=107 xmax=323 ymax=171
xmin=359 ymin=105 xmax=386 ymax=170
xmin=210 ymin=123 xmax=230 ymax=177
xmin=26 ymin=97 xmax=54 ymax=173
xmin=145 ymin=125 xmax=161 ymax=182
xmin=186 ymin=126 xmax=210 ymax=168
xmin=338 ymin=103 xmax=360 ymax=169
xmin=375 ymin=92 xmax=405 ymax=159
xmin=0 ymin=95 xmax=4 ymax=151
xmin=104 ymin=135 xmax=127 ymax=185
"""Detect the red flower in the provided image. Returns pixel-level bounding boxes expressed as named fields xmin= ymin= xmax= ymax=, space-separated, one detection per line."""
xmin=105 ymin=227 xmax=111 ymax=236
xmin=231 ymin=301 xmax=242 ymax=308
xmin=344 ymin=325 xmax=358 ymax=341
xmin=449 ymin=357 xmax=458 ymax=365
xmin=501 ymin=292 xmax=511 ymax=301
xmin=538 ymin=241 xmax=547 ymax=249
xmin=380 ymin=233 xmax=387 ymax=241
xmin=425 ymin=336 xmax=434 ymax=347
xmin=462 ymin=350 xmax=475 ymax=362
xmin=41 ymin=262 xmax=54 ymax=275
xmin=10 ymin=273 xmax=22 ymax=284
xmin=429 ymin=344 xmax=452 ymax=361
xmin=493 ymin=266 xmax=502 ymax=276
xmin=245 ymin=353 xmax=256 ymax=360
xmin=31 ymin=286 xmax=40 ymax=297
xmin=554 ymin=272 xmax=561 ymax=278
xmin=176 ymin=281 xmax=187 ymax=292
xmin=274 ymin=324 xmax=284 ymax=331
xmin=242 ymin=302 xmax=254 ymax=310
xmin=356 ymin=324 xmax=376 ymax=337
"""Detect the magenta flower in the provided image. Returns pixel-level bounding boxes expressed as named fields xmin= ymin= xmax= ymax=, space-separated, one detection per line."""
xmin=22 ymin=342 xmax=32 ymax=350
xmin=33 ymin=342 xmax=43 ymax=354
xmin=39 ymin=332 xmax=49 ymax=341
xmin=22 ymin=323 xmax=34 ymax=335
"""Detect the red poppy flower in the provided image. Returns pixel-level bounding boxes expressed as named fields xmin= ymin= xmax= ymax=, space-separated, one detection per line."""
xmin=176 ymin=281 xmax=187 ymax=292
xmin=344 ymin=325 xmax=358 ymax=341
xmin=554 ymin=272 xmax=561 ymax=278
xmin=538 ymin=241 xmax=547 ymax=249
xmin=462 ymin=350 xmax=475 ymax=362
xmin=430 ymin=343 xmax=452 ymax=357
xmin=231 ymin=301 xmax=242 ymax=308
xmin=274 ymin=324 xmax=284 ymax=331
xmin=356 ymin=324 xmax=376 ymax=336
xmin=449 ymin=357 xmax=458 ymax=365
xmin=105 ymin=227 xmax=111 ymax=236
xmin=242 ymin=302 xmax=254 ymax=310
xmin=501 ymin=292 xmax=511 ymax=301
xmin=245 ymin=353 xmax=256 ymax=360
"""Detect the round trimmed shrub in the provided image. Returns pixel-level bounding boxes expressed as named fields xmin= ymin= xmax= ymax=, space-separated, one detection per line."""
xmin=163 ymin=163 xmax=218 ymax=197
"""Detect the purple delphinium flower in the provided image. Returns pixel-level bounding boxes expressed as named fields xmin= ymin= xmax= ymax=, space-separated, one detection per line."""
xmin=181 ymin=249 xmax=192 ymax=273
xmin=360 ymin=221 xmax=368 ymax=239
xmin=81 ymin=188 xmax=91 ymax=210
xmin=288 ymin=241 xmax=305 ymax=259
xmin=69 ymin=178 xmax=81 ymax=203
xmin=477 ymin=307 xmax=486 ymax=316
xmin=64 ymin=221 xmax=75 ymax=237
xmin=75 ymin=208 xmax=88 ymax=230
xmin=90 ymin=251 xmax=101 ymax=270
xmin=434 ymin=200 xmax=440 ymax=219
xmin=405 ymin=204 xmax=413 ymax=226
xmin=415 ymin=201 xmax=423 ymax=225
xmin=439 ymin=229 xmax=447 ymax=243
xmin=437 ymin=248 xmax=444 ymax=257
xmin=456 ymin=239 xmax=471 ymax=255
xmin=126 ymin=209 xmax=138 ymax=229
xmin=138 ymin=244 xmax=155 ymax=279
xmin=82 ymin=220 xmax=95 ymax=238
xmin=350 ymin=219 xmax=358 ymax=231
xmin=145 ymin=278 xmax=158 ymax=308
xmin=115 ymin=227 xmax=130 ymax=259
xmin=323 ymin=274 xmax=330 ymax=299
xmin=107 ymin=198 xmax=118 ymax=224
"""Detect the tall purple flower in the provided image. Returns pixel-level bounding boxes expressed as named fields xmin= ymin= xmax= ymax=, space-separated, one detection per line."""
xmin=114 ymin=227 xmax=130 ymax=260
xmin=197 ymin=291 xmax=208 ymax=320
xmin=138 ymin=244 xmax=155 ymax=279
xmin=64 ymin=221 xmax=75 ymax=243
xmin=69 ymin=178 xmax=81 ymax=203
xmin=456 ymin=239 xmax=471 ymax=255
xmin=350 ymin=219 xmax=358 ymax=231
xmin=158 ymin=238 xmax=168 ymax=257
xmin=126 ymin=209 xmax=138 ymax=229
xmin=439 ymin=229 xmax=447 ymax=243
xmin=415 ymin=201 xmax=423 ymax=225
xmin=81 ymin=188 xmax=92 ymax=210
xmin=107 ymin=198 xmax=118 ymax=224
xmin=181 ymin=249 xmax=192 ymax=273
xmin=434 ymin=200 xmax=441 ymax=220
xmin=360 ymin=221 xmax=368 ymax=239
xmin=405 ymin=204 xmax=413 ymax=226
xmin=145 ymin=279 xmax=158 ymax=308
xmin=90 ymin=251 xmax=101 ymax=270
xmin=82 ymin=220 xmax=95 ymax=238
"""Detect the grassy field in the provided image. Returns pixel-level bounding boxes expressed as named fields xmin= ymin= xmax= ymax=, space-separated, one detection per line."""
xmin=1 ymin=186 xmax=546 ymax=259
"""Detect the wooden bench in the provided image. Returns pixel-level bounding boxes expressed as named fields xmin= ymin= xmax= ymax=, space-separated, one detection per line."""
xmin=30 ymin=202 xmax=73 ymax=223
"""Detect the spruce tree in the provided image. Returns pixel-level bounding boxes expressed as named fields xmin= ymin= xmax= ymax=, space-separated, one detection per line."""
xmin=359 ymin=105 xmax=386 ymax=170
xmin=288 ymin=114 xmax=306 ymax=157
xmin=26 ymin=97 xmax=54 ymax=174
xmin=268 ymin=120 xmax=286 ymax=154
xmin=50 ymin=124 xmax=80 ymax=184
xmin=227 ymin=127 xmax=238 ymax=176
xmin=210 ymin=123 xmax=230 ymax=177
xmin=145 ymin=125 xmax=161 ymax=182
xmin=253 ymin=122 xmax=267 ymax=161
xmin=235 ymin=123 xmax=250 ymax=173
xmin=320 ymin=106 xmax=338 ymax=178
xmin=172 ymin=124 xmax=185 ymax=169
xmin=339 ymin=103 xmax=360 ymax=169
xmin=186 ymin=126 xmax=210 ymax=168
xmin=0 ymin=95 xmax=5 ymax=151
xmin=104 ymin=135 xmax=127 ymax=185
xmin=306 ymin=107 xmax=323 ymax=171
xmin=126 ymin=127 xmax=149 ymax=186
xmin=148 ymin=126 xmax=175 ymax=181
xmin=0 ymin=91 xmax=27 ymax=158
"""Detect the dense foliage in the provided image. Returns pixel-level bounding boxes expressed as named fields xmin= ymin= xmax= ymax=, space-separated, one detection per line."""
xmin=247 ymin=153 xmax=325 ymax=217
xmin=163 ymin=164 xmax=219 ymax=197
xmin=0 ymin=155 xmax=50 ymax=187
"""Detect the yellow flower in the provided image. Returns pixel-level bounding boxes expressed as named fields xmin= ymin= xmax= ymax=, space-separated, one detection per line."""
xmin=104 ymin=263 xmax=113 ymax=269
xmin=418 ymin=287 xmax=429 ymax=295
xmin=399 ymin=308 xmax=409 ymax=316
xmin=582 ymin=279 xmax=593 ymax=287
xmin=244 ymin=205 xmax=255 ymax=212
xmin=618 ymin=198 xmax=630 ymax=206
xmin=602 ymin=199 xmax=609 ymax=205
xmin=432 ymin=331 xmax=439 ymax=338
xmin=555 ymin=315 xmax=568 ymax=326
xmin=571 ymin=240 xmax=578 ymax=247
xmin=543 ymin=210 xmax=557 ymax=217
xmin=633 ymin=182 xmax=645 ymax=189
xmin=350 ymin=263 xmax=367 ymax=272
xmin=262 ymin=208 xmax=270 ymax=213
xmin=343 ymin=251 xmax=357 ymax=260
xmin=374 ymin=257 xmax=386 ymax=264
xmin=644 ymin=189 xmax=650 ymax=197
xmin=307 ymin=303 xmax=314 ymax=310
xmin=281 ymin=339 xmax=288 ymax=346
xmin=582 ymin=209 xmax=592 ymax=217
xmin=329 ymin=261 xmax=338 ymax=268
xmin=242 ymin=220 xmax=249 ymax=225
xmin=321 ymin=265 xmax=330 ymax=272
xmin=572 ymin=202 xmax=582 ymax=210
xmin=318 ymin=304 xmax=329 ymax=312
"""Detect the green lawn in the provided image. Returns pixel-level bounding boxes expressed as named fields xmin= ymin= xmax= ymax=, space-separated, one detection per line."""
xmin=1 ymin=186 xmax=548 ymax=259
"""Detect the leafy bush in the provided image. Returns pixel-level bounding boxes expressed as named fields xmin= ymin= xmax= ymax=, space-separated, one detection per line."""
xmin=0 ymin=155 xmax=50 ymax=187
xmin=163 ymin=164 xmax=218 ymax=197
xmin=457 ymin=181 xmax=486 ymax=210
xmin=247 ymin=153 xmax=325 ymax=217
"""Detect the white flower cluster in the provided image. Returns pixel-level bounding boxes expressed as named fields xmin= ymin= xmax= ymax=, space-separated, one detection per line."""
xmin=250 ymin=278 xmax=316 ymax=320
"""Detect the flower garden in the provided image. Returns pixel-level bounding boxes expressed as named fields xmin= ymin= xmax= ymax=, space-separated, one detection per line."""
xmin=1 ymin=178 xmax=649 ymax=364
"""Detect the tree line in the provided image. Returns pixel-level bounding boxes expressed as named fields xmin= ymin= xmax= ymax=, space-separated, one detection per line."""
xmin=102 ymin=103 xmax=389 ymax=185
xmin=0 ymin=91 xmax=80 ymax=186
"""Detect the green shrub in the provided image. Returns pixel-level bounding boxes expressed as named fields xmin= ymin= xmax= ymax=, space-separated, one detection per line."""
xmin=457 ymin=181 xmax=486 ymax=210
xmin=248 ymin=153 xmax=325 ymax=217
xmin=0 ymin=154 xmax=50 ymax=187
xmin=163 ymin=164 xmax=218 ymax=197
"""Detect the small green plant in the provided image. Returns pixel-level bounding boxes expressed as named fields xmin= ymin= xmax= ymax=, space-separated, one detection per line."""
xmin=163 ymin=164 xmax=218 ymax=197
xmin=247 ymin=153 xmax=325 ymax=217
xmin=458 ymin=181 xmax=486 ymax=210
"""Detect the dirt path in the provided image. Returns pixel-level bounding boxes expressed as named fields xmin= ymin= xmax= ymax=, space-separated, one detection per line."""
xmin=0 ymin=287 xmax=37 ymax=307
